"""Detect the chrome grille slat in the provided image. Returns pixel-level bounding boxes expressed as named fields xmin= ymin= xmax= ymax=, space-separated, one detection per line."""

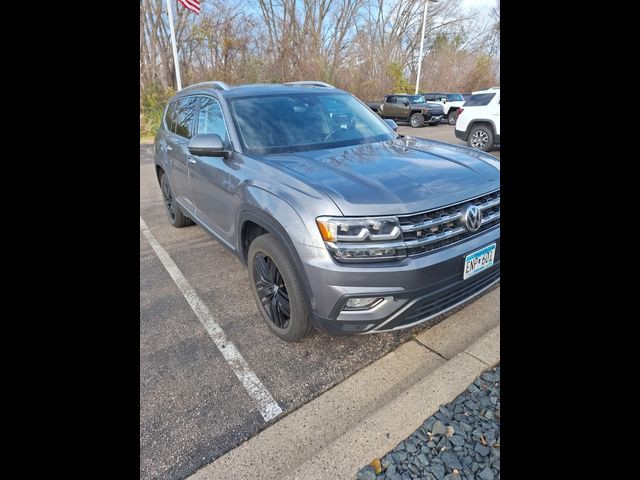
xmin=401 ymin=212 xmax=463 ymax=233
xmin=404 ymin=226 xmax=467 ymax=248
xmin=479 ymin=198 xmax=500 ymax=210
xmin=399 ymin=190 xmax=500 ymax=256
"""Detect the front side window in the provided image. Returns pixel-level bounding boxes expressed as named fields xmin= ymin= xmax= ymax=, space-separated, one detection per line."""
xmin=446 ymin=93 xmax=464 ymax=102
xmin=174 ymin=96 xmax=198 ymax=139
xmin=407 ymin=95 xmax=425 ymax=103
xmin=387 ymin=96 xmax=397 ymax=103
xmin=464 ymin=93 xmax=496 ymax=107
xmin=228 ymin=92 xmax=395 ymax=155
xmin=196 ymin=97 xmax=228 ymax=142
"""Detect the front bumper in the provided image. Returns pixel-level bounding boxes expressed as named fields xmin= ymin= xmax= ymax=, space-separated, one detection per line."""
xmin=296 ymin=226 xmax=500 ymax=335
xmin=428 ymin=115 xmax=443 ymax=124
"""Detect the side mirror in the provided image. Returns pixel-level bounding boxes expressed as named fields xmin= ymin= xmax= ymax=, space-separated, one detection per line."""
xmin=403 ymin=100 xmax=410 ymax=106
xmin=384 ymin=119 xmax=398 ymax=132
xmin=441 ymin=98 xmax=447 ymax=103
xmin=188 ymin=134 xmax=230 ymax=158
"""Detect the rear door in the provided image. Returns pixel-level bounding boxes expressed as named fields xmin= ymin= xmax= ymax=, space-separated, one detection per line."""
xmin=187 ymin=96 xmax=235 ymax=246
xmin=165 ymin=96 xmax=198 ymax=212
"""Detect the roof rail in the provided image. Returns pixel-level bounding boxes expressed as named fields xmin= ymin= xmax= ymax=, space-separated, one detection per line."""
xmin=183 ymin=81 xmax=231 ymax=91
xmin=284 ymin=81 xmax=335 ymax=88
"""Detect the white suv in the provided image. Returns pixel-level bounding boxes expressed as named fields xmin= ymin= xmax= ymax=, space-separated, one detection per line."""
xmin=454 ymin=87 xmax=500 ymax=151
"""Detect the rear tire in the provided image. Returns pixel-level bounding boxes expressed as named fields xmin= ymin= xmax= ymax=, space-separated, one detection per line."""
xmin=410 ymin=112 xmax=425 ymax=128
xmin=248 ymin=234 xmax=313 ymax=342
xmin=160 ymin=173 xmax=194 ymax=228
xmin=467 ymin=124 xmax=495 ymax=152
xmin=447 ymin=110 xmax=459 ymax=125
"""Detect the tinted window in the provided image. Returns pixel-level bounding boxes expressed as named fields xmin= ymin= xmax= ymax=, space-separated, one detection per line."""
xmin=446 ymin=94 xmax=464 ymax=102
xmin=164 ymin=101 xmax=178 ymax=132
xmin=463 ymin=93 xmax=496 ymax=107
xmin=228 ymin=92 xmax=395 ymax=154
xmin=425 ymin=94 xmax=436 ymax=101
xmin=387 ymin=96 xmax=397 ymax=103
xmin=174 ymin=97 xmax=198 ymax=138
xmin=196 ymin=97 xmax=228 ymax=141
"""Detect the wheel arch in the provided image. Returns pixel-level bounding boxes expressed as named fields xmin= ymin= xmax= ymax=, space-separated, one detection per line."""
xmin=467 ymin=119 xmax=496 ymax=133
xmin=237 ymin=208 xmax=315 ymax=310
xmin=155 ymin=164 xmax=165 ymax=186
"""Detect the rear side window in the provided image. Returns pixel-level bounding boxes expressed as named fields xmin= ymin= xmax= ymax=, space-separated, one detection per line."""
xmin=464 ymin=93 xmax=496 ymax=107
xmin=164 ymin=101 xmax=178 ymax=132
xmin=196 ymin=97 xmax=228 ymax=141
xmin=174 ymin=97 xmax=198 ymax=138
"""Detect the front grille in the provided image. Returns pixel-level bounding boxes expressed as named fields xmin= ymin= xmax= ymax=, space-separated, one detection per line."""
xmin=398 ymin=190 xmax=500 ymax=256
xmin=380 ymin=266 xmax=500 ymax=331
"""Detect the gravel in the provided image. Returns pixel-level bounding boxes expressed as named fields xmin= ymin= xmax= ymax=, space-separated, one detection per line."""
xmin=356 ymin=364 xmax=500 ymax=480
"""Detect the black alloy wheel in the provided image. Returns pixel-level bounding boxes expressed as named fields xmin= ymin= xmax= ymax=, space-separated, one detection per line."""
xmin=252 ymin=253 xmax=291 ymax=329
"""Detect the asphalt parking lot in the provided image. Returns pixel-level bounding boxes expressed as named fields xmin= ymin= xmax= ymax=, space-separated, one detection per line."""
xmin=140 ymin=123 xmax=499 ymax=480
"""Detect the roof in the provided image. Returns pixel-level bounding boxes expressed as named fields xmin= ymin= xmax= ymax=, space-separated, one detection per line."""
xmin=471 ymin=87 xmax=501 ymax=95
xmin=175 ymin=81 xmax=345 ymax=99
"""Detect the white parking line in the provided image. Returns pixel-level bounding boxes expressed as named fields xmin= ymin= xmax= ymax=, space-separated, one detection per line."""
xmin=140 ymin=216 xmax=283 ymax=422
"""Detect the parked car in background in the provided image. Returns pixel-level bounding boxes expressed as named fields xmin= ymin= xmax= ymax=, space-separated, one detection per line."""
xmin=421 ymin=92 xmax=466 ymax=125
xmin=455 ymin=87 xmax=500 ymax=152
xmin=154 ymin=80 xmax=500 ymax=342
xmin=366 ymin=94 xmax=444 ymax=127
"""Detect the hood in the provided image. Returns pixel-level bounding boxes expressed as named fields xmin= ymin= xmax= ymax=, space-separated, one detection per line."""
xmin=265 ymin=138 xmax=499 ymax=216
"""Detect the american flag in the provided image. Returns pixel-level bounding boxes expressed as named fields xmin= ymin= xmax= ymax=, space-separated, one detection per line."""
xmin=178 ymin=0 xmax=201 ymax=15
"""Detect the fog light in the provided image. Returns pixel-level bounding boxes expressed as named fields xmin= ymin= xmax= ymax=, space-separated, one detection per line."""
xmin=344 ymin=297 xmax=385 ymax=311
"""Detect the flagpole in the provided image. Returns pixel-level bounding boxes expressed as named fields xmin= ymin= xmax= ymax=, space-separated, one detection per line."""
xmin=166 ymin=0 xmax=182 ymax=91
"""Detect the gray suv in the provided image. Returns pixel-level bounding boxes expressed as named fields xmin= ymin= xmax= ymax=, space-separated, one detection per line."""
xmin=154 ymin=80 xmax=500 ymax=342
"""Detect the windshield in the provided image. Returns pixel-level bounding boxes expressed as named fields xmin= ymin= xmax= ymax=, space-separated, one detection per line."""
xmin=407 ymin=95 xmax=425 ymax=103
xmin=228 ymin=93 xmax=395 ymax=154
xmin=446 ymin=94 xmax=464 ymax=102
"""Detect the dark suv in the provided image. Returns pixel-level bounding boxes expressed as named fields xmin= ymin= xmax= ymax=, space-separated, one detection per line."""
xmin=154 ymin=81 xmax=500 ymax=342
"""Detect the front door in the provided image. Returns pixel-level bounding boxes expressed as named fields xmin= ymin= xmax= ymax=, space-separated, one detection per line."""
xmin=188 ymin=96 xmax=235 ymax=247
xmin=384 ymin=96 xmax=400 ymax=117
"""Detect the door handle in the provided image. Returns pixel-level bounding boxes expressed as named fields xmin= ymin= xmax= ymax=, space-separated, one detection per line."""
xmin=187 ymin=155 xmax=198 ymax=164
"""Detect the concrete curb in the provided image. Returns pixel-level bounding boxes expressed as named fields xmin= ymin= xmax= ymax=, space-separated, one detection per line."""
xmin=189 ymin=288 xmax=499 ymax=480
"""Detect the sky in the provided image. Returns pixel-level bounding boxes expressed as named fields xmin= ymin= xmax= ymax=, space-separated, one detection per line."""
xmin=461 ymin=0 xmax=497 ymax=12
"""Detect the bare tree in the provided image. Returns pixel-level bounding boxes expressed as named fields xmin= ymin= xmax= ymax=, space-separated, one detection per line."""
xmin=141 ymin=0 xmax=499 ymax=135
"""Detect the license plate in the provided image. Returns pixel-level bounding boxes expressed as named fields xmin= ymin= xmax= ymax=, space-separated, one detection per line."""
xmin=463 ymin=243 xmax=496 ymax=280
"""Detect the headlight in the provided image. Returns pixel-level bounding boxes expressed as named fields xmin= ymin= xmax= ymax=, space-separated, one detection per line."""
xmin=316 ymin=216 xmax=406 ymax=262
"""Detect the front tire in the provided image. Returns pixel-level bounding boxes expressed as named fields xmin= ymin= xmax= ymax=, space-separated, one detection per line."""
xmin=467 ymin=124 xmax=495 ymax=152
xmin=248 ymin=234 xmax=313 ymax=342
xmin=409 ymin=112 xmax=425 ymax=128
xmin=160 ymin=173 xmax=194 ymax=227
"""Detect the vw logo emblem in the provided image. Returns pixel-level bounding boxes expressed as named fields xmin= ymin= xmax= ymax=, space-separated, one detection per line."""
xmin=462 ymin=205 xmax=482 ymax=232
